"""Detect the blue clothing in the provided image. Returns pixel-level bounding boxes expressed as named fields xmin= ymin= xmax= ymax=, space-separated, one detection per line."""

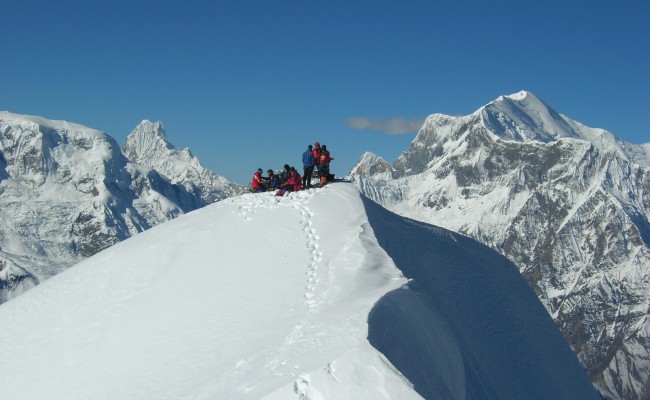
xmin=267 ymin=175 xmax=280 ymax=189
xmin=303 ymin=150 xmax=315 ymax=167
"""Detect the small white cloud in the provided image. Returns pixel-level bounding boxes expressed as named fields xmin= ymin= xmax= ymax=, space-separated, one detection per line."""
xmin=347 ymin=116 xmax=424 ymax=135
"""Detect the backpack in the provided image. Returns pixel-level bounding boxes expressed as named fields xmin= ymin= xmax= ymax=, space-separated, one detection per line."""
xmin=319 ymin=150 xmax=331 ymax=165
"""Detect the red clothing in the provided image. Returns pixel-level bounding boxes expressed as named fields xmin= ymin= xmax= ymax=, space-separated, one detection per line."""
xmin=319 ymin=149 xmax=332 ymax=166
xmin=312 ymin=148 xmax=322 ymax=165
xmin=251 ymin=171 xmax=264 ymax=190
xmin=285 ymin=171 xmax=302 ymax=191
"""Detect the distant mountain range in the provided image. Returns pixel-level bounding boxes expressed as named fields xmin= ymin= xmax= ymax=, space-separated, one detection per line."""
xmin=2 ymin=91 xmax=648 ymax=399
xmin=350 ymin=91 xmax=650 ymax=400
xmin=0 ymin=112 xmax=244 ymax=303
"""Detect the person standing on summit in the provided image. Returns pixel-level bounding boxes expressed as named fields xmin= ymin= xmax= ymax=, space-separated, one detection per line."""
xmin=312 ymin=142 xmax=322 ymax=166
xmin=318 ymin=145 xmax=333 ymax=186
xmin=302 ymin=145 xmax=315 ymax=188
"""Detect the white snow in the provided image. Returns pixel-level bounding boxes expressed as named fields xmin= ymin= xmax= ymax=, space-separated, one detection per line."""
xmin=122 ymin=119 xmax=243 ymax=202
xmin=0 ymin=111 xmax=107 ymax=138
xmin=475 ymin=92 xmax=650 ymax=168
xmin=0 ymin=183 xmax=599 ymax=399
xmin=506 ymin=90 xmax=529 ymax=101
xmin=480 ymin=91 xmax=578 ymax=142
xmin=0 ymin=257 xmax=39 ymax=303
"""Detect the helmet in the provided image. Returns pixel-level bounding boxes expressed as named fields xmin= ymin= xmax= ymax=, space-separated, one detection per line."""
xmin=321 ymin=145 xmax=327 ymax=150
xmin=267 ymin=169 xmax=273 ymax=173
xmin=257 ymin=168 xmax=263 ymax=173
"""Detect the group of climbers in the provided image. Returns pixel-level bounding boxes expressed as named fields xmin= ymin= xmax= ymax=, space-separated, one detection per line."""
xmin=251 ymin=164 xmax=304 ymax=194
xmin=302 ymin=142 xmax=333 ymax=188
xmin=251 ymin=165 xmax=299 ymax=193
xmin=251 ymin=141 xmax=334 ymax=195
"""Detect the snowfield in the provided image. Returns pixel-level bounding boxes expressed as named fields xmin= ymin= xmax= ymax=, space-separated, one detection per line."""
xmin=0 ymin=183 xmax=599 ymax=399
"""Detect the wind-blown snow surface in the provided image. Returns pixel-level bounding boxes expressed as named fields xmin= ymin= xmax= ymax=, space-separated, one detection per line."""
xmin=0 ymin=183 xmax=598 ymax=399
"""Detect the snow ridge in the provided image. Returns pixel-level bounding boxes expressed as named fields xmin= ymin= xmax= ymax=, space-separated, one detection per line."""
xmin=0 ymin=183 xmax=598 ymax=399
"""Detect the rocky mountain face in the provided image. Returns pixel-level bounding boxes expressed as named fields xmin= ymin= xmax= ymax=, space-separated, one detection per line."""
xmin=0 ymin=112 xmax=242 ymax=304
xmin=350 ymin=92 xmax=650 ymax=400
xmin=122 ymin=120 xmax=243 ymax=203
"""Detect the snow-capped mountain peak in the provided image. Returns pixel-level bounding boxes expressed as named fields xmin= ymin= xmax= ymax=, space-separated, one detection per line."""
xmin=479 ymin=90 xmax=578 ymax=142
xmin=350 ymin=151 xmax=393 ymax=177
xmin=350 ymin=91 xmax=650 ymax=400
xmin=123 ymin=120 xmax=172 ymax=158
xmin=504 ymin=89 xmax=531 ymax=101
xmin=122 ymin=121 xmax=244 ymax=204
xmin=477 ymin=91 xmax=650 ymax=168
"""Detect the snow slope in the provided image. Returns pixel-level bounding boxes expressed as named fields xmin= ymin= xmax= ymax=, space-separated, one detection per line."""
xmin=0 ymin=112 xmax=233 ymax=303
xmin=0 ymin=183 xmax=599 ymax=399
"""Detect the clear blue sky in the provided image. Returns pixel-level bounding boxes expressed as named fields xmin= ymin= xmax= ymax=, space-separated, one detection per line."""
xmin=2 ymin=1 xmax=648 ymax=185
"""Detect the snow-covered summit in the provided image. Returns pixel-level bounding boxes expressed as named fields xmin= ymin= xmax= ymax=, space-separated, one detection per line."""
xmin=479 ymin=91 xmax=650 ymax=166
xmin=122 ymin=120 xmax=244 ymax=203
xmin=0 ymin=183 xmax=598 ymax=399
xmin=479 ymin=90 xmax=578 ymax=142
xmin=0 ymin=111 xmax=126 ymax=189
xmin=349 ymin=151 xmax=393 ymax=178
xmin=482 ymin=91 xmax=601 ymax=142
xmin=504 ymin=90 xmax=530 ymax=101
xmin=408 ymin=91 xmax=649 ymax=168
xmin=350 ymin=91 xmax=650 ymax=400
xmin=0 ymin=111 xmax=107 ymax=139
xmin=123 ymin=120 xmax=171 ymax=155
